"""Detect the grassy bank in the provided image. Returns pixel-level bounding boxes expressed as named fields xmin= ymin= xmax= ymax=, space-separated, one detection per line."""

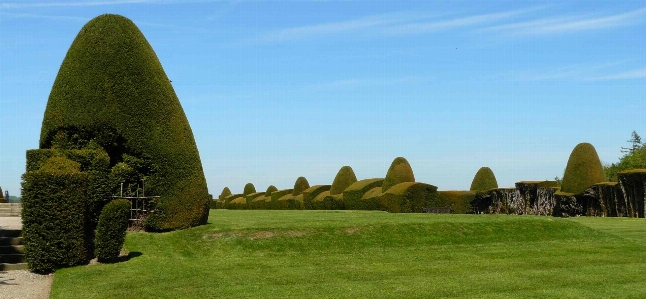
xmin=51 ymin=211 xmax=646 ymax=298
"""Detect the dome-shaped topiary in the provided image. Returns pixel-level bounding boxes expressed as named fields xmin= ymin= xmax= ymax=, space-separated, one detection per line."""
xmin=39 ymin=14 xmax=209 ymax=231
xmin=39 ymin=156 xmax=81 ymax=174
xmin=265 ymin=185 xmax=278 ymax=196
xmin=330 ymin=166 xmax=358 ymax=195
xmin=243 ymin=183 xmax=256 ymax=196
xmin=219 ymin=187 xmax=232 ymax=200
xmin=469 ymin=167 xmax=498 ymax=192
xmin=382 ymin=157 xmax=415 ymax=192
xmin=95 ymin=198 xmax=130 ymax=262
xmin=560 ymin=143 xmax=605 ymax=195
xmin=292 ymin=177 xmax=310 ymax=196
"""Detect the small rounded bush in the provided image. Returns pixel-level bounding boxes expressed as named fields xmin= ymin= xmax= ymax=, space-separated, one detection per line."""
xmin=560 ymin=143 xmax=605 ymax=194
xmin=219 ymin=187 xmax=232 ymax=200
xmin=330 ymin=166 xmax=358 ymax=195
xmin=39 ymin=156 xmax=81 ymax=173
xmin=265 ymin=185 xmax=278 ymax=196
xmin=382 ymin=157 xmax=415 ymax=192
xmin=243 ymin=183 xmax=256 ymax=196
xmin=292 ymin=177 xmax=310 ymax=196
xmin=470 ymin=167 xmax=498 ymax=192
xmin=95 ymin=199 xmax=130 ymax=262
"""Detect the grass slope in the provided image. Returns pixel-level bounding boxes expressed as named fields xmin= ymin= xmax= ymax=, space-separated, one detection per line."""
xmin=51 ymin=211 xmax=646 ymax=299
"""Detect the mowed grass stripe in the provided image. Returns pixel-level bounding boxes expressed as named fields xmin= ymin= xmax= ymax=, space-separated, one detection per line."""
xmin=51 ymin=211 xmax=646 ymax=299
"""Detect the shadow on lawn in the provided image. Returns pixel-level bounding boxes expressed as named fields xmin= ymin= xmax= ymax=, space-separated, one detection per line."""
xmin=98 ymin=251 xmax=143 ymax=264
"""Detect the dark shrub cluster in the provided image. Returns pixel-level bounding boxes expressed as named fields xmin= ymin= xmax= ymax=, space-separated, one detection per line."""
xmin=95 ymin=199 xmax=131 ymax=262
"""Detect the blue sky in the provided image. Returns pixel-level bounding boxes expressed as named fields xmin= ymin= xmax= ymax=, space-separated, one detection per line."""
xmin=0 ymin=0 xmax=644 ymax=196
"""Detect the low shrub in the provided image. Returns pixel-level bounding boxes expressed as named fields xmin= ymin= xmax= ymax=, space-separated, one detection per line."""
xmin=95 ymin=199 xmax=130 ymax=262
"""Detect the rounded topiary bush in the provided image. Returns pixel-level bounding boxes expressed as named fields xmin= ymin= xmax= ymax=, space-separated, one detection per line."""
xmin=265 ymin=185 xmax=278 ymax=196
xmin=243 ymin=183 xmax=256 ymax=196
xmin=382 ymin=157 xmax=415 ymax=192
xmin=95 ymin=198 xmax=130 ymax=262
xmin=40 ymin=14 xmax=208 ymax=231
xmin=330 ymin=166 xmax=358 ymax=195
xmin=292 ymin=177 xmax=310 ymax=196
xmin=560 ymin=142 xmax=605 ymax=195
xmin=470 ymin=167 xmax=498 ymax=192
xmin=219 ymin=187 xmax=232 ymax=200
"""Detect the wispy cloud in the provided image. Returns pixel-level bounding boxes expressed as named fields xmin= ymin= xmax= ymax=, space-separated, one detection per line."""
xmin=251 ymin=11 xmax=437 ymax=43
xmin=0 ymin=0 xmax=154 ymax=9
xmin=0 ymin=12 xmax=89 ymax=21
xmin=383 ymin=8 xmax=536 ymax=35
xmin=510 ymin=61 xmax=645 ymax=82
xmin=589 ymin=68 xmax=646 ymax=81
xmin=482 ymin=7 xmax=646 ymax=36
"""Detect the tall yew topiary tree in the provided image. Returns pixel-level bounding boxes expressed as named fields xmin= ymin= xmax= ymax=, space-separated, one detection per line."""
xmin=560 ymin=143 xmax=605 ymax=195
xmin=39 ymin=14 xmax=209 ymax=231
xmin=470 ymin=167 xmax=498 ymax=192
xmin=243 ymin=183 xmax=256 ymax=196
xmin=330 ymin=166 xmax=358 ymax=195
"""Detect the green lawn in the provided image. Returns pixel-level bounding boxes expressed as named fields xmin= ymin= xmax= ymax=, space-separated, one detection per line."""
xmin=51 ymin=210 xmax=646 ymax=298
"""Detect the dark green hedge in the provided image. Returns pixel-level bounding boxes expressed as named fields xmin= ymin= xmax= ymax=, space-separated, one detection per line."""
xmin=560 ymin=143 xmax=605 ymax=195
xmin=379 ymin=182 xmax=437 ymax=213
xmin=361 ymin=187 xmax=383 ymax=210
xmin=219 ymin=187 xmax=232 ymax=200
xmin=226 ymin=196 xmax=248 ymax=210
xmin=382 ymin=157 xmax=415 ymax=193
xmin=311 ymin=191 xmax=330 ymax=210
xmin=95 ymin=199 xmax=130 ymax=262
xmin=270 ymin=189 xmax=293 ymax=210
xmin=330 ymin=166 xmax=357 ymax=195
xmin=470 ymin=167 xmax=498 ymax=192
xmin=617 ymin=169 xmax=646 ymax=218
xmin=321 ymin=193 xmax=345 ymax=210
xmin=343 ymin=178 xmax=384 ymax=210
xmin=302 ymin=185 xmax=331 ymax=210
xmin=436 ymin=191 xmax=476 ymax=214
xmin=40 ymin=14 xmax=208 ymax=231
xmin=21 ymin=171 xmax=89 ymax=273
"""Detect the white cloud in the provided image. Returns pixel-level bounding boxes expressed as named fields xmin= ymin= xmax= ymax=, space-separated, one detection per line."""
xmin=482 ymin=7 xmax=646 ymax=36
xmin=589 ymin=68 xmax=646 ymax=80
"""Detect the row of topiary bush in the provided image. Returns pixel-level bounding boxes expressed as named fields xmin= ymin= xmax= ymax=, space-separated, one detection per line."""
xmin=214 ymin=157 xmax=445 ymax=213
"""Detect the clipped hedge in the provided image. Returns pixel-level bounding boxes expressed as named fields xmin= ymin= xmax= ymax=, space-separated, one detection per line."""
xmin=245 ymin=192 xmax=265 ymax=209
xmin=560 ymin=143 xmax=605 ymax=195
xmin=330 ymin=166 xmax=357 ymax=195
xmin=219 ymin=187 xmax=232 ymax=200
xmin=21 ymin=170 xmax=89 ymax=273
xmin=436 ymin=191 xmax=476 ymax=214
xmin=278 ymin=177 xmax=310 ymax=210
xmin=382 ymin=157 xmax=415 ymax=193
xmin=41 ymin=14 xmax=208 ymax=231
xmin=310 ymin=191 xmax=330 ymax=210
xmin=227 ymin=196 xmax=248 ymax=210
xmin=302 ymin=185 xmax=331 ymax=210
xmin=379 ymin=182 xmax=438 ymax=213
xmin=95 ymin=199 xmax=130 ymax=262
xmin=343 ymin=178 xmax=384 ymax=210
xmin=270 ymin=189 xmax=293 ymax=210
xmin=361 ymin=187 xmax=383 ymax=210
xmin=470 ymin=167 xmax=498 ymax=192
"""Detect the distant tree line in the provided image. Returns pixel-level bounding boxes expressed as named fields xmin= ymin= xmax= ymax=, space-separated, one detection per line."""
xmin=604 ymin=130 xmax=646 ymax=181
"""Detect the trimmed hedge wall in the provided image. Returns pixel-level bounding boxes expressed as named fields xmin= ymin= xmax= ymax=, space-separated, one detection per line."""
xmin=560 ymin=143 xmax=605 ymax=195
xmin=22 ymin=170 xmax=89 ymax=273
xmin=361 ymin=187 xmax=383 ymax=210
xmin=382 ymin=157 xmax=415 ymax=193
xmin=219 ymin=187 xmax=232 ymax=200
xmin=379 ymin=182 xmax=437 ymax=213
xmin=436 ymin=191 xmax=476 ymax=214
xmin=618 ymin=169 xmax=646 ymax=218
xmin=321 ymin=193 xmax=345 ymax=210
xmin=302 ymin=185 xmax=331 ymax=210
xmin=470 ymin=167 xmax=498 ymax=192
xmin=311 ymin=191 xmax=330 ymax=210
xmin=227 ymin=196 xmax=248 ymax=210
xmin=95 ymin=199 xmax=130 ymax=262
xmin=40 ymin=14 xmax=209 ymax=231
xmin=270 ymin=189 xmax=293 ymax=210
xmin=342 ymin=178 xmax=384 ymax=210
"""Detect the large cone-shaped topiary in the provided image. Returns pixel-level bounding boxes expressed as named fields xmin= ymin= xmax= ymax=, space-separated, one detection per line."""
xmin=382 ymin=157 xmax=415 ymax=192
xmin=292 ymin=177 xmax=310 ymax=196
xmin=560 ymin=143 xmax=605 ymax=195
xmin=39 ymin=14 xmax=209 ymax=231
xmin=469 ymin=167 xmax=498 ymax=192
xmin=330 ymin=166 xmax=358 ymax=195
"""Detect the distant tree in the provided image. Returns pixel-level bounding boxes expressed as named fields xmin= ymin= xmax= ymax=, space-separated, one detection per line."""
xmin=605 ymin=131 xmax=646 ymax=181
xmin=621 ymin=130 xmax=643 ymax=154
